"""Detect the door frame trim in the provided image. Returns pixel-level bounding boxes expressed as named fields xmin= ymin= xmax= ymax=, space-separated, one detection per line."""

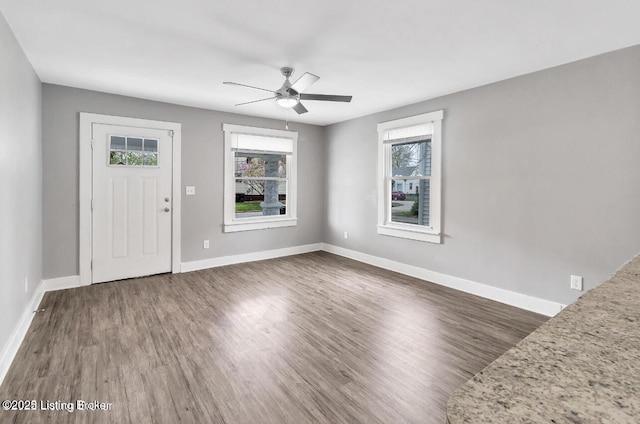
xmin=79 ymin=113 xmax=182 ymax=286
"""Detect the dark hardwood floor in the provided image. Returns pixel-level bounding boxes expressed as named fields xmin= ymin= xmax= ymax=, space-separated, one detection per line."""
xmin=0 ymin=252 xmax=547 ymax=423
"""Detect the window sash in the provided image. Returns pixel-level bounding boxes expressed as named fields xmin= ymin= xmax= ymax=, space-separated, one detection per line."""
xmin=377 ymin=110 xmax=442 ymax=243
xmin=223 ymin=124 xmax=298 ymax=232
xmin=233 ymin=155 xmax=291 ymax=221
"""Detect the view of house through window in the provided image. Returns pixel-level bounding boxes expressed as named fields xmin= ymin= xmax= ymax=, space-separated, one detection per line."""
xmin=377 ymin=110 xmax=442 ymax=243
xmin=390 ymin=140 xmax=431 ymax=226
xmin=234 ymin=153 xmax=287 ymax=218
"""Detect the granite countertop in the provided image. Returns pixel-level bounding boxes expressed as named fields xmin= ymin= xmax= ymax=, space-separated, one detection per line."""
xmin=446 ymin=255 xmax=640 ymax=423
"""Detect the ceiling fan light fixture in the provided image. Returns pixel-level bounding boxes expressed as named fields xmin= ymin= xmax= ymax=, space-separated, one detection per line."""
xmin=275 ymin=97 xmax=298 ymax=108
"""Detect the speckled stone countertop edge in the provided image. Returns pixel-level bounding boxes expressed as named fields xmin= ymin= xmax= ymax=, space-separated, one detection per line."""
xmin=446 ymin=254 xmax=640 ymax=423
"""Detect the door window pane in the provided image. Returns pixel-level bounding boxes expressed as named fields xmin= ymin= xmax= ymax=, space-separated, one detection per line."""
xmin=110 ymin=136 xmax=126 ymax=150
xmin=109 ymin=135 xmax=159 ymax=167
xmin=110 ymin=151 xmax=126 ymax=165
xmin=126 ymin=151 xmax=143 ymax=165
xmin=144 ymin=139 xmax=158 ymax=152
xmin=127 ymin=137 xmax=143 ymax=151
xmin=144 ymin=152 xmax=158 ymax=166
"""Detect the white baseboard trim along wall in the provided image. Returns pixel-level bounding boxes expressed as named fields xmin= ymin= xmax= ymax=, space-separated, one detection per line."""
xmin=180 ymin=243 xmax=325 ymax=272
xmin=0 ymin=281 xmax=45 ymax=387
xmin=2 ymin=243 xmax=565 ymax=386
xmin=180 ymin=243 xmax=565 ymax=315
xmin=320 ymin=244 xmax=566 ymax=317
xmin=41 ymin=275 xmax=81 ymax=292
xmin=0 ymin=275 xmax=80 ymax=385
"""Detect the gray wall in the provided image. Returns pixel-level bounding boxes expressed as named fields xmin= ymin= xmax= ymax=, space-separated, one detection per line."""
xmin=0 ymin=13 xmax=42 ymax=354
xmin=42 ymin=85 xmax=326 ymax=279
xmin=41 ymin=46 xmax=640 ymax=306
xmin=325 ymin=46 xmax=640 ymax=306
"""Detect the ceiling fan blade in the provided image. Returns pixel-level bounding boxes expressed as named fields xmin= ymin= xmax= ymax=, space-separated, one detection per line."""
xmin=293 ymin=102 xmax=308 ymax=115
xmin=300 ymin=93 xmax=352 ymax=102
xmin=289 ymin=72 xmax=319 ymax=94
xmin=234 ymin=97 xmax=277 ymax=107
xmin=223 ymin=81 xmax=275 ymax=93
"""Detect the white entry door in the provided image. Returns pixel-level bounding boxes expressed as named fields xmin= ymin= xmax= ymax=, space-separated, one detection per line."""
xmin=92 ymin=124 xmax=173 ymax=283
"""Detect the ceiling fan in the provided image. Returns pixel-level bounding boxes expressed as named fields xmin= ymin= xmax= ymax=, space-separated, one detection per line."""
xmin=223 ymin=67 xmax=352 ymax=115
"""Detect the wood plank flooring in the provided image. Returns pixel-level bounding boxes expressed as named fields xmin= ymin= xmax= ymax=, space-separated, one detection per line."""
xmin=0 ymin=252 xmax=547 ymax=424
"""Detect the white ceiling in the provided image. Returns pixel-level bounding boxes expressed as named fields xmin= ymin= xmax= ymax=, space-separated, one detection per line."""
xmin=1 ymin=0 xmax=640 ymax=126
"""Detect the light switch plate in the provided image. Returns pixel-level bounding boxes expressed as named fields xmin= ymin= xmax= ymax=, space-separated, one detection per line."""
xmin=186 ymin=186 xmax=196 ymax=195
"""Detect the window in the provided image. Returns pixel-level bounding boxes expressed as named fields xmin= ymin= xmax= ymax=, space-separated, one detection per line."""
xmin=223 ymin=124 xmax=297 ymax=232
xmin=377 ymin=110 xmax=443 ymax=243
xmin=109 ymin=135 xmax=158 ymax=166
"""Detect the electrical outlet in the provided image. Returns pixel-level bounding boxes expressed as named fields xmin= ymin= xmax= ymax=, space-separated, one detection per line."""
xmin=203 ymin=240 xmax=210 ymax=249
xmin=343 ymin=231 xmax=348 ymax=239
xmin=24 ymin=277 xmax=28 ymax=294
xmin=570 ymin=275 xmax=583 ymax=291
xmin=186 ymin=186 xmax=196 ymax=195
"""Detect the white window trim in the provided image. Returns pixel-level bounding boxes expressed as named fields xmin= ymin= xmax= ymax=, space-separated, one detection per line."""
xmin=377 ymin=110 xmax=443 ymax=243
xmin=223 ymin=124 xmax=298 ymax=233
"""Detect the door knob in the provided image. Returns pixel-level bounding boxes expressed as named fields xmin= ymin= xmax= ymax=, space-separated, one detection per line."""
xmin=164 ymin=207 xmax=170 ymax=212
xmin=164 ymin=197 xmax=170 ymax=202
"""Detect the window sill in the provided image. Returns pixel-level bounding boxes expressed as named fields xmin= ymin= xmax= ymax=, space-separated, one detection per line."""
xmin=224 ymin=217 xmax=297 ymax=233
xmin=377 ymin=224 xmax=441 ymax=243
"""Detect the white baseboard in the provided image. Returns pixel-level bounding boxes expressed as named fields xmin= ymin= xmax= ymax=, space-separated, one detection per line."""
xmin=180 ymin=243 xmax=324 ymax=273
xmin=42 ymin=275 xmax=80 ymax=292
xmin=1 ymin=241 xmax=563 ymax=387
xmin=0 ymin=275 xmax=81 ymax=386
xmin=0 ymin=280 xmax=45 ymax=387
xmin=321 ymin=243 xmax=565 ymax=317
xmin=182 ymin=241 xmax=564 ymax=316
